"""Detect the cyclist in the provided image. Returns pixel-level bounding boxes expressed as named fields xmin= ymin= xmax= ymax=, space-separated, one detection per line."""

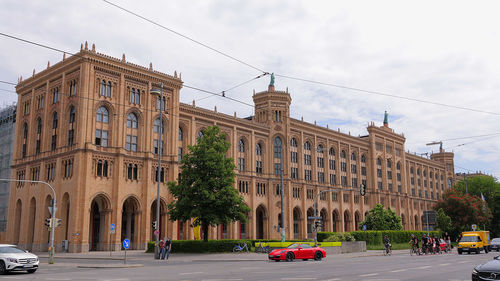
xmin=383 ymin=235 xmax=391 ymax=254
xmin=422 ymin=234 xmax=429 ymax=254
xmin=409 ymin=234 xmax=420 ymax=255
xmin=444 ymin=232 xmax=451 ymax=252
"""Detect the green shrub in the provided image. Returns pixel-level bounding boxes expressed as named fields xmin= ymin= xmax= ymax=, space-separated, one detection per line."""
xmin=319 ymin=230 xmax=441 ymax=245
xmin=324 ymin=232 xmax=356 ymax=242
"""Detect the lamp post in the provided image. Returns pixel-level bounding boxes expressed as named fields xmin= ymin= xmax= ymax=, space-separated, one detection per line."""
xmin=150 ymin=83 xmax=164 ymax=259
xmin=0 ymin=179 xmax=56 ymax=264
xmin=280 ymin=146 xmax=285 ymax=242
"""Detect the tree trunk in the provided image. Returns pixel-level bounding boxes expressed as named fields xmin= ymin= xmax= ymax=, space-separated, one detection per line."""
xmin=203 ymin=222 xmax=209 ymax=242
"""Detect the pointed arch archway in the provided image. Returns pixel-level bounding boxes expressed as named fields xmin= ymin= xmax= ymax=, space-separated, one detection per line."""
xmin=320 ymin=208 xmax=328 ymax=232
xmin=42 ymin=195 xmax=52 ymax=250
xmin=89 ymin=193 xmax=112 ymax=251
xmin=332 ymin=209 xmax=340 ymax=232
xmin=150 ymin=198 xmax=167 ymax=241
xmin=61 ymin=193 xmax=71 ymax=243
xmin=292 ymin=206 xmax=302 ymax=239
xmin=27 ymin=197 xmax=36 ymax=251
xmin=306 ymin=208 xmax=314 ymax=238
xmin=414 ymin=215 xmax=419 ymax=230
xmin=255 ymin=204 xmax=268 ymax=239
xmin=122 ymin=196 xmax=141 ymax=249
xmin=354 ymin=211 xmax=361 ymax=231
xmin=13 ymin=199 xmax=22 ymax=244
xmin=344 ymin=210 xmax=351 ymax=232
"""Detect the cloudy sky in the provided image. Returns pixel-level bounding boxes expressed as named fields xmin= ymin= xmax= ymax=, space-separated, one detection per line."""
xmin=1 ymin=0 xmax=500 ymax=178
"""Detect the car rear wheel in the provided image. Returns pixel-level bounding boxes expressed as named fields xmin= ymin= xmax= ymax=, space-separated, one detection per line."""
xmin=458 ymin=249 xmax=462 ymax=255
xmin=314 ymin=251 xmax=323 ymax=261
xmin=0 ymin=261 xmax=6 ymax=275
xmin=476 ymin=248 xmax=480 ymax=254
xmin=286 ymin=252 xmax=295 ymax=262
xmin=485 ymin=247 xmax=489 ymax=253
xmin=27 ymin=269 xmax=37 ymax=273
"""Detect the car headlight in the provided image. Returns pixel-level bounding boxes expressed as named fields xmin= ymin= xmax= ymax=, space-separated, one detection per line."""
xmin=472 ymin=244 xmax=476 ymax=247
xmin=472 ymin=268 xmax=478 ymax=274
xmin=7 ymin=258 xmax=18 ymax=263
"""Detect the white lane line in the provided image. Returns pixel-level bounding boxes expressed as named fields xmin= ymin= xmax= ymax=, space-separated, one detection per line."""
xmin=458 ymin=261 xmax=470 ymax=264
xmin=281 ymin=278 xmax=317 ymax=280
xmin=416 ymin=265 xmax=431 ymax=269
xmin=359 ymin=273 xmax=378 ymax=277
xmin=439 ymin=263 xmax=451 ymax=266
xmin=389 ymin=269 xmax=407 ymax=272
xmin=180 ymin=271 xmax=204 ymax=275
xmin=322 ymin=279 xmax=341 ymax=281
xmin=202 ymin=279 xmax=243 ymax=281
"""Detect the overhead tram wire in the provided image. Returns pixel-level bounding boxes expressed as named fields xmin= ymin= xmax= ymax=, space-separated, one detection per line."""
xmin=101 ymin=0 xmax=267 ymax=74
xmin=0 ymin=32 xmax=255 ymax=109
xmin=0 ymin=80 xmax=18 ymax=86
xmin=275 ymin=73 xmax=500 ymax=117
xmin=437 ymin=132 xmax=500 ymax=142
xmin=444 ymin=135 xmax=500 ymax=150
xmin=195 ymin=73 xmax=268 ymax=102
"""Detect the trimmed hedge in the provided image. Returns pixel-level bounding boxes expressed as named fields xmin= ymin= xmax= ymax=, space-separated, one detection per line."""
xmin=146 ymin=239 xmax=314 ymax=253
xmin=318 ymin=230 xmax=441 ymax=245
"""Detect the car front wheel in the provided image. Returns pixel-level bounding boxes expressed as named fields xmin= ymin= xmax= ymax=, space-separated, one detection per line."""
xmin=286 ymin=252 xmax=295 ymax=262
xmin=0 ymin=261 xmax=6 ymax=275
xmin=314 ymin=251 xmax=323 ymax=261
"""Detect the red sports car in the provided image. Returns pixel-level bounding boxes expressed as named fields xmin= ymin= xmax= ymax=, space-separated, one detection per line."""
xmin=268 ymin=243 xmax=327 ymax=262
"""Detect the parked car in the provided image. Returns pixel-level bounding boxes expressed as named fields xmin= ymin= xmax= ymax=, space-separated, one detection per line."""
xmin=491 ymin=238 xmax=500 ymax=252
xmin=0 ymin=244 xmax=39 ymax=274
xmin=268 ymin=243 xmax=326 ymax=262
xmin=472 ymin=255 xmax=500 ymax=281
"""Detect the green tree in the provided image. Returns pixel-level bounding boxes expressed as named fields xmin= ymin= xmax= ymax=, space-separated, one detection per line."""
xmin=454 ymin=175 xmax=500 ymax=235
xmin=360 ymin=204 xmax=402 ymax=230
xmin=435 ymin=208 xmax=452 ymax=233
xmin=435 ymin=188 xmax=492 ymax=233
xmin=167 ymin=126 xmax=250 ymax=242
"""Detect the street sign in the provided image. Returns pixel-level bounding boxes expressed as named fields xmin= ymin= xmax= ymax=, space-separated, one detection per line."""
xmin=423 ymin=211 xmax=437 ymax=225
xmin=48 ymin=206 xmax=58 ymax=216
xmin=472 ymin=224 xmax=477 ymax=231
xmin=110 ymin=223 xmax=115 ymax=231
xmin=307 ymin=216 xmax=322 ymax=220
xmin=154 ymin=230 xmax=159 ymax=236
xmin=123 ymin=239 xmax=130 ymax=249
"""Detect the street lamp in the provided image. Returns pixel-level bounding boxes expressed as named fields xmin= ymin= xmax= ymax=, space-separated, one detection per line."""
xmin=150 ymin=83 xmax=164 ymax=259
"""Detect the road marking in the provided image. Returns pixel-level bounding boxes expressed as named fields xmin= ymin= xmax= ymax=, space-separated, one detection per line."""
xmin=281 ymin=278 xmax=317 ymax=280
xmin=439 ymin=263 xmax=451 ymax=266
xmin=322 ymin=279 xmax=340 ymax=281
xmin=202 ymin=279 xmax=243 ymax=281
xmin=416 ymin=265 xmax=431 ymax=269
xmin=359 ymin=273 xmax=378 ymax=277
xmin=458 ymin=261 xmax=470 ymax=264
xmin=389 ymin=269 xmax=407 ymax=272
xmin=180 ymin=272 xmax=204 ymax=275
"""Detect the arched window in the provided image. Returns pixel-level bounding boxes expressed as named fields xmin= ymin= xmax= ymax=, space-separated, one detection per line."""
xmin=377 ymin=157 xmax=382 ymax=165
xmin=329 ymin=147 xmax=335 ymax=156
xmin=68 ymin=106 xmax=76 ymax=147
xmin=417 ymin=168 xmax=421 ymax=176
xmin=126 ymin=113 xmax=138 ymax=128
xmin=106 ymin=81 xmax=112 ymax=97
xmin=274 ymin=137 xmax=282 ymax=158
xmin=153 ymin=118 xmax=163 ymax=133
xmin=36 ymin=118 xmax=42 ymax=134
xmin=178 ymin=127 xmax=183 ymax=141
xmin=387 ymin=159 xmax=392 ymax=168
xmin=304 ymin=141 xmax=311 ymax=150
xmin=351 ymin=153 xmax=356 ymax=161
xmin=448 ymin=178 xmax=452 ymax=188
xmin=396 ymin=162 xmax=401 ymax=170
xmin=52 ymin=112 xmax=58 ymax=129
xmin=341 ymin=150 xmax=346 ymax=158
xmin=256 ymin=143 xmax=262 ymax=155
xmin=69 ymin=106 xmax=76 ymax=124
xmin=361 ymin=154 xmax=366 ymax=163
xmin=317 ymin=144 xmax=324 ymax=153
xmin=100 ymin=80 xmax=106 ymax=96
xmin=290 ymin=138 xmax=297 ymax=147
xmin=198 ymin=130 xmax=204 ymax=138
xmin=238 ymin=139 xmax=245 ymax=153
xmin=410 ymin=167 xmax=414 ymax=174
xmin=96 ymin=106 xmax=109 ymax=123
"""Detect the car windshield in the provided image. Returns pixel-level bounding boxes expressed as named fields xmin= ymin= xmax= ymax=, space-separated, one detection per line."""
xmin=0 ymin=246 xmax=27 ymax=254
xmin=287 ymin=243 xmax=300 ymax=249
xmin=460 ymin=236 xmax=478 ymax=242
xmin=492 ymin=238 xmax=500 ymax=243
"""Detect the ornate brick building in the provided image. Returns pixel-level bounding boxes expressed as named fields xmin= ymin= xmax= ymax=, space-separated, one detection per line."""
xmin=6 ymin=43 xmax=455 ymax=252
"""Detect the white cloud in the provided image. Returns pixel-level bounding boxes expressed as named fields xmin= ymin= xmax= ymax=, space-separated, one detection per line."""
xmin=1 ymin=0 xmax=500 ymax=177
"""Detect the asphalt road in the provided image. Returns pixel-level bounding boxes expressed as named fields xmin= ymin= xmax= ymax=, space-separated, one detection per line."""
xmin=3 ymin=250 xmax=498 ymax=281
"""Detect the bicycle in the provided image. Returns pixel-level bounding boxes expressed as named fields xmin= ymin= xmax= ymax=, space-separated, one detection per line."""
xmin=233 ymin=242 xmax=249 ymax=253
xmin=383 ymin=243 xmax=392 ymax=256
xmin=410 ymin=245 xmax=420 ymax=256
xmin=255 ymin=242 xmax=271 ymax=253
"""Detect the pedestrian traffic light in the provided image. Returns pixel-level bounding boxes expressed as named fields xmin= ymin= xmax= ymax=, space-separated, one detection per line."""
xmin=360 ymin=183 xmax=366 ymax=196
xmin=152 ymin=220 xmax=157 ymax=229
xmin=44 ymin=218 xmax=52 ymax=228
xmin=314 ymin=220 xmax=323 ymax=231
xmin=55 ymin=218 xmax=62 ymax=227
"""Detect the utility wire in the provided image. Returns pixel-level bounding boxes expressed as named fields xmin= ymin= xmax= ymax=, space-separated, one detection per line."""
xmin=0 ymin=32 xmax=255 ymax=109
xmin=437 ymin=132 xmax=500 ymax=142
xmin=275 ymin=73 xmax=500 ymax=116
xmin=0 ymin=88 xmax=16 ymax=93
xmin=195 ymin=73 xmax=268 ymax=102
xmin=101 ymin=0 xmax=267 ymax=74
xmin=444 ymin=135 xmax=500 ymax=150
xmin=0 ymin=80 xmax=18 ymax=86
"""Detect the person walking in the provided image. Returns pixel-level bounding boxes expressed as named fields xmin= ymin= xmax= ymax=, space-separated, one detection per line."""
xmin=159 ymin=239 xmax=166 ymax=260
xmin=165 ymin=237 xmax=172 ymax=260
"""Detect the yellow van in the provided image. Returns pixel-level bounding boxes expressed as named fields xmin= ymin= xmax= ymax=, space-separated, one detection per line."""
xmin=457 ymin=231 xmax=491 ymax=254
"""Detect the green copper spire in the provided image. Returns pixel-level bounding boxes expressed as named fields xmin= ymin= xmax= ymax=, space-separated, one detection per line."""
xmin=383 ymin=111 xmax=388 ymax=127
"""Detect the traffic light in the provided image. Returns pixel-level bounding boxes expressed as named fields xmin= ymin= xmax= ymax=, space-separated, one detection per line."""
xmin=44 ymin=218 xmax=52 ymax=228
xmin=360 ymin=183 xmax=366 ymax=196
xmin=152 ymin=220 xmax=157 ymax=229
xmin=55 ymin=218 xmax=62 ymax=227
xmin=314 ymin=220 xmax=323 ymax=231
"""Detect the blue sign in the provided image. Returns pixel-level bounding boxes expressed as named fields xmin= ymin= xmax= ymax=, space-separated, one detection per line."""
xmin=110 ymin=223 xmax=115 ymax=231
xmin=123 ymin=239 xmax=130 ymax=249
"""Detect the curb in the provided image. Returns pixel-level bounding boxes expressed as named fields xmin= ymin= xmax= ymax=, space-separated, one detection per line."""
xmin=77 ymin=264 xmax=144 ymax=269
xmin=39 ymin=256 xmax=126 ymax=261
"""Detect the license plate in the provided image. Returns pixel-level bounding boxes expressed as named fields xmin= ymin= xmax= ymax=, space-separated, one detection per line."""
xmin=23 ymin=265 xmax=33 ymax=268
xmin=462 ymin=248 xmax=468 ymax=250
xmin=269 ymin=255 xmax=274 ymax=258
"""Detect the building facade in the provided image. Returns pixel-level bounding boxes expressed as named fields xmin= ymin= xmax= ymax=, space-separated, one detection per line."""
xmin=0 ymin=104 xmax=17 ymax=233
xmin=6 ymin=43 xmax=455 ymax=252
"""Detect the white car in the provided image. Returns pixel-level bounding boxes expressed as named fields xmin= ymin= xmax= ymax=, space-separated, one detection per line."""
xmin=0 ymin=244 xmax=39 ymax=274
